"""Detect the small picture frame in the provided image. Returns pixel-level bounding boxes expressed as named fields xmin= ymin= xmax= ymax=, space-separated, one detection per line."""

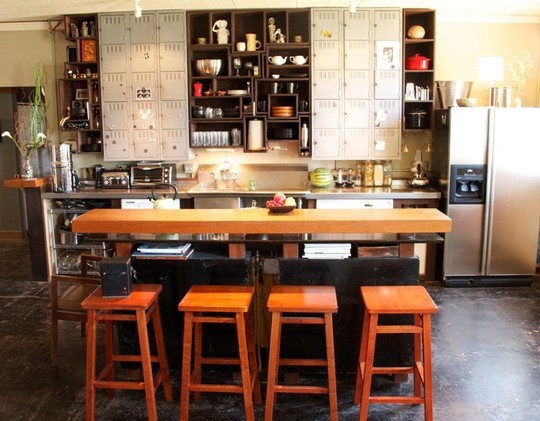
xmin=376 ymin=41 xmax=401 ymax=70
xmin=75 ymin=89 xmax=88 ymax=100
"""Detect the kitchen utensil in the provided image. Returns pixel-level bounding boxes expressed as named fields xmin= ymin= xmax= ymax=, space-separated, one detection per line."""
xmin=435 ymin=81 xmax=473 ymax=108
xmin=405 ymin=54 xmax=430 ymax=70
xmin=149 ymin=183 xmax=180 ymax=209
xmin=195 ymin=59 xmax=222 ymax=76
xmin=245 ymin=33 xmax=261 ymax=51
xmin=406 ymin=109 xmax=428 ymax=129
xmin=268 ymin=56 xmax=287 ymax=65
xmin=456 ymin=98 xmax=478 ymax=107
xmin=267 ymin=205 xmax=295 ymax=214
xmin=227 ymin=89 xmax=248 ymax=96
xmin=233 ymin=58 xmax=241 ymax=76
xmin=289 ymin=55 xmax=307 ymax=65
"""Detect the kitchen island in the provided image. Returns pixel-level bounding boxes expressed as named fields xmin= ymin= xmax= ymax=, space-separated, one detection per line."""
xmin=72 ymin=207 xmax=450 ymax=257
xmin=72 ymin=207 xmax=451 ymax=372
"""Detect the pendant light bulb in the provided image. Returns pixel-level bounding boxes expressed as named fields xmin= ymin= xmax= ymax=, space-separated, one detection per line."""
xmin=134 ymin=0 xmax=142 ymax=18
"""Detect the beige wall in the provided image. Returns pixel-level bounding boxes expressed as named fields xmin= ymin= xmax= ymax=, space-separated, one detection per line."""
xmin=436 ymin=20 xmax=540 ymax=107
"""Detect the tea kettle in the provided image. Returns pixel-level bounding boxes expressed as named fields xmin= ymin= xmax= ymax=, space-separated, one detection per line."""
xmin=410 ymin=163 xmax=430 ymax=188
xmin=149 ymin=183 xmax=179 ymax=209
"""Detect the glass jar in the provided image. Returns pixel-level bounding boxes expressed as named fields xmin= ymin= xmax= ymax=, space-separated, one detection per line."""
xmin=383 ymin=161 xmax=393 ymax=187
xmin=363 ymin=161 xmax=374 ymax=187
xmin=373 ymin=161 xmax=384 ymax=186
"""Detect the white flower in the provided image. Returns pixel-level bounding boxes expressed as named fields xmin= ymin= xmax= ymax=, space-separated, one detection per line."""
xmin=2 ymin=130 xmax=47 ymax=158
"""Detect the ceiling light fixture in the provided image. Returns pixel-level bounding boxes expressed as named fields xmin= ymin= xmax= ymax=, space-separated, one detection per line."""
xmin=349 ymin=1 xmax=359 ymax=13
xmin=134 ymin=0 xmax=142 ymax=18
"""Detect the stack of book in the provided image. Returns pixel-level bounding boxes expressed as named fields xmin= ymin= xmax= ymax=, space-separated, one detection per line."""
xmin=303 ymin=243 xmax=351 ymax=259
xmin=132 ymin=243 xmax=193 ymax=260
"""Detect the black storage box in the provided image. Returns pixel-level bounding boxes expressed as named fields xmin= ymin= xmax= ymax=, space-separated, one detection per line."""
xmin=100 ymin=257 xmax=132 ymax=297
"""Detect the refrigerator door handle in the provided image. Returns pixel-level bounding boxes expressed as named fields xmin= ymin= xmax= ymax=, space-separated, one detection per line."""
xmin=481 ymin=108 xmax=496 ymax=275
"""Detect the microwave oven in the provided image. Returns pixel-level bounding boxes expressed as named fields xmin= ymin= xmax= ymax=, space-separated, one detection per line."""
xmin=130 ymin=164 xmax=176 ymax=188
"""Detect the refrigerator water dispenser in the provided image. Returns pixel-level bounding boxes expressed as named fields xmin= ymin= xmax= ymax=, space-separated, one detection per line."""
xmin=449 ymin=164 xmax=486 ymax=204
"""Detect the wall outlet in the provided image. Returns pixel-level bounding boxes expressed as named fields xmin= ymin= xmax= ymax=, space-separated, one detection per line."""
xmin=184 ymin=163 xmax=194 ymax=174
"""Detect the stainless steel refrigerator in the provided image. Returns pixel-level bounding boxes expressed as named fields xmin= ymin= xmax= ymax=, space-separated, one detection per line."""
xmin=433 ymin=107 xmax=540 ymax=286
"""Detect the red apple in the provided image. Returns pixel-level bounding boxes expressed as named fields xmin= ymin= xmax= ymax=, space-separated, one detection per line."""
xmin=273 ymin=192 xmax=286 ymax=205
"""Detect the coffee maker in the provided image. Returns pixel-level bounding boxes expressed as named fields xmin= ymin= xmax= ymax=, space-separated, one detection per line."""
xmin=50 ymin=143 xmax=76 ymax=192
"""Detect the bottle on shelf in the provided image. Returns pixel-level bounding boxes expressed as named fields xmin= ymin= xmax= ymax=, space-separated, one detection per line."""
xmin=301 ymin=123 xmax=309 ymax=147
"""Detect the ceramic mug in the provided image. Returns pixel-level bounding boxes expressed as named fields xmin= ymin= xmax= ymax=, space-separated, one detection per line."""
xmin=284 ymin=82 xmax=298 ymax=93
xmin=245 ymin=33 xmax=261 ymax=51
xmin=269 ymin=82 xmax=281 ymax=94
xmin=236 ymin=42 xmax=246 ymax=52
xmin=268 ymin=55 xmax=287 ymax=65
xmin=289 ymin=55 xmax=307 ymax=65
xmin=257 ymin=101 xmax=267 ymax=112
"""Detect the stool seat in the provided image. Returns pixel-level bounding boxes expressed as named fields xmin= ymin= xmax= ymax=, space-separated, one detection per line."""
xmin=82 ymin=284 xmax=173 ymax=421
xmin=178 ymin=285 xmax=261 ymax=421
xmin=265 ymin=285 xmax=338 ymax=421
xmin=354 ymin=285 xmax=437 ymax=421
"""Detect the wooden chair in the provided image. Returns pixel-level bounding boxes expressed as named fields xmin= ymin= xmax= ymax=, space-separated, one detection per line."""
xmin=50 ymin=254 xmax=103 ymax=366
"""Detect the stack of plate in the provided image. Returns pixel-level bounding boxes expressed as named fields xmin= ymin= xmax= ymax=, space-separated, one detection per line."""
xmin=271 ymin=106 xmax=294 ymax=117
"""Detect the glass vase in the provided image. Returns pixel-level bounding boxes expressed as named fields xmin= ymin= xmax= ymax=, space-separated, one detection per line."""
xmin=21 ymin=157 xmax=34 ymax=179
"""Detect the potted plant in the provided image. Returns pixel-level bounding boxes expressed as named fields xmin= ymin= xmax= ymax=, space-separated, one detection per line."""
xmin=1 ymin=62 xmax=49 ymax=178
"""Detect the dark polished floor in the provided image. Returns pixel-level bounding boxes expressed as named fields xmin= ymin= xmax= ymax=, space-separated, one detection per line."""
xmin=1 ymin=239 xmax=539 ymax=420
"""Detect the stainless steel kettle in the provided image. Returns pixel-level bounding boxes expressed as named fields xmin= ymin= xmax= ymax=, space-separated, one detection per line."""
xmin=149 ymin=183 xmax=179 ymax=209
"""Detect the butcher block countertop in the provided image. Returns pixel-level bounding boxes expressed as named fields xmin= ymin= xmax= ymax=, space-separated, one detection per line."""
xmin=71 ymin=208 xmax=451 ymax=235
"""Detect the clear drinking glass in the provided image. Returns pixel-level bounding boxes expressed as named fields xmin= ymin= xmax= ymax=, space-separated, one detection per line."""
xmin=233 ymin=58 xmax=241 ymax=76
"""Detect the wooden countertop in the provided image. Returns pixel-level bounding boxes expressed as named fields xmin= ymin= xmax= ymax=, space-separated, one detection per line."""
xmin=72 ymin=208 xmax=451 ymax=235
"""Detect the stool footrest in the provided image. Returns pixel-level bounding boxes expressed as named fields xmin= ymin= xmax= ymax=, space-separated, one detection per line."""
xmin=275 ymin=384 xmax=329 ymax=394
xmin=376 ymin=325 xmax=423 ymax=334
xmin=281 ymin=316 xmax=325 ymax=325
xmin=111 ymin=354 xmax=160 ymax=364
xmin=279 ymin=358 xmax=329 ymax=367
xmin=370 ymin=395 xmax=425 ymax=405
xmin=190 ymin=383 xmax=244 ymax=394
xmin=200 ymin=356 xmax=241 ymax=365
xmin=372 ymin=367 xmax=415 ymax=375
xmin=193 ymin=315 xmax=236 ymax=324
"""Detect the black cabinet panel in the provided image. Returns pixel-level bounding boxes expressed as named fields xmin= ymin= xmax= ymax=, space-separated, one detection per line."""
xmin=278 ymin=257 xmax=419 ymax=373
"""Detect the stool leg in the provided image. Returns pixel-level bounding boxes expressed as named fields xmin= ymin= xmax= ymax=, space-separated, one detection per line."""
xmin=151 ymin=301 xmax=173 ymax=402
xmin=192 ymin=314 xmax=202 ymax=402
xmin=236 ymin=312 xmax=255 ymax=421
xmin=85 ymin=310 xmax=97 ymax=421
xmin=422 ymin=314 xmax=434 ymax=421
xmin=246 ymin=306 xmax=262 ymax=404
xmin=324 ymin=313 xmax=339 ymax=421
xmin=104 ymin=319 xmax=115 ymax=399
xmin=413 ymin=313 xmax=422 ymax=399
xmin=353 ymin=308 xmax=371 ymax=404
xmin=180 ymin=312 xmax=194 ymax=421
xmin=136 ymin=309 xmax=158 ymax=421
xmin=358 ymin=314 xmax=379 ymax=421
xmin=265 ymin=311 xmax=282 ymax=421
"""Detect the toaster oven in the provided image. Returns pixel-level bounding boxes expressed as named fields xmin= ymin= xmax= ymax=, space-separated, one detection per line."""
xmin=130 ymin=163 xmax=176 ymax=188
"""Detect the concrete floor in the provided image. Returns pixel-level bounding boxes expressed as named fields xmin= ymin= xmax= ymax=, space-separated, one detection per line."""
xmin=1 ymin=239 xmax=539 ymax=420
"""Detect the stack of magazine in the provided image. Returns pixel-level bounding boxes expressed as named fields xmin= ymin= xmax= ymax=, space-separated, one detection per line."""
xmin=303 ymin=243 xmax=351 ymax=259
xmin=132 ymin=243 xmax=194 ymax=260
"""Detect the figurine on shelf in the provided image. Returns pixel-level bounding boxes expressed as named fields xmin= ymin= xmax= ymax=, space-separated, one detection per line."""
xmin=69 ymin=23 xmax=79 ymax=38
xmin=212 ymin=19 xmax=229 ymax=44
xmin=268 ymin=17 xmax=276 ymax=43
xmin=81 ymin=21 xmax=89 ymax=37
xmin=274 ymin=28 xmax=286 ymax=43
xmin=89 ymin=21 xmax=96 ymax=37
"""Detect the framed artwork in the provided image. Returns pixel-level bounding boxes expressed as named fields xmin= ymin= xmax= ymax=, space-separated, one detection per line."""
xmin=376 ymin=41 xmax=401 ymax=70
xmin=75 ymin=89 xmax=88 ymax=100
xmin=81 ymin=39 xmax=97 ymax=62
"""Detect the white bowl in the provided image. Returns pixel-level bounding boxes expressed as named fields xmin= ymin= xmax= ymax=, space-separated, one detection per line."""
xmin=272 ymin=74 xmax=280 ymax=79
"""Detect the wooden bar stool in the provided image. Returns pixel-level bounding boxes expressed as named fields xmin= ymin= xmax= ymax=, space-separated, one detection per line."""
xmin=354 ymin=285 xmax=438 ymax=421
xmin=81 ymin=284 xmax=173 ymax=421
xmin=178 ymin=285 xmax=262 ymax=421
xmin=265 ymin=285 xmax=338 ymax=421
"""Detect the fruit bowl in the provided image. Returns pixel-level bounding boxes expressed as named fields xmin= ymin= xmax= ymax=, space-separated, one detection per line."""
xmin=267 ymin=205 xmax=295 ymax=214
